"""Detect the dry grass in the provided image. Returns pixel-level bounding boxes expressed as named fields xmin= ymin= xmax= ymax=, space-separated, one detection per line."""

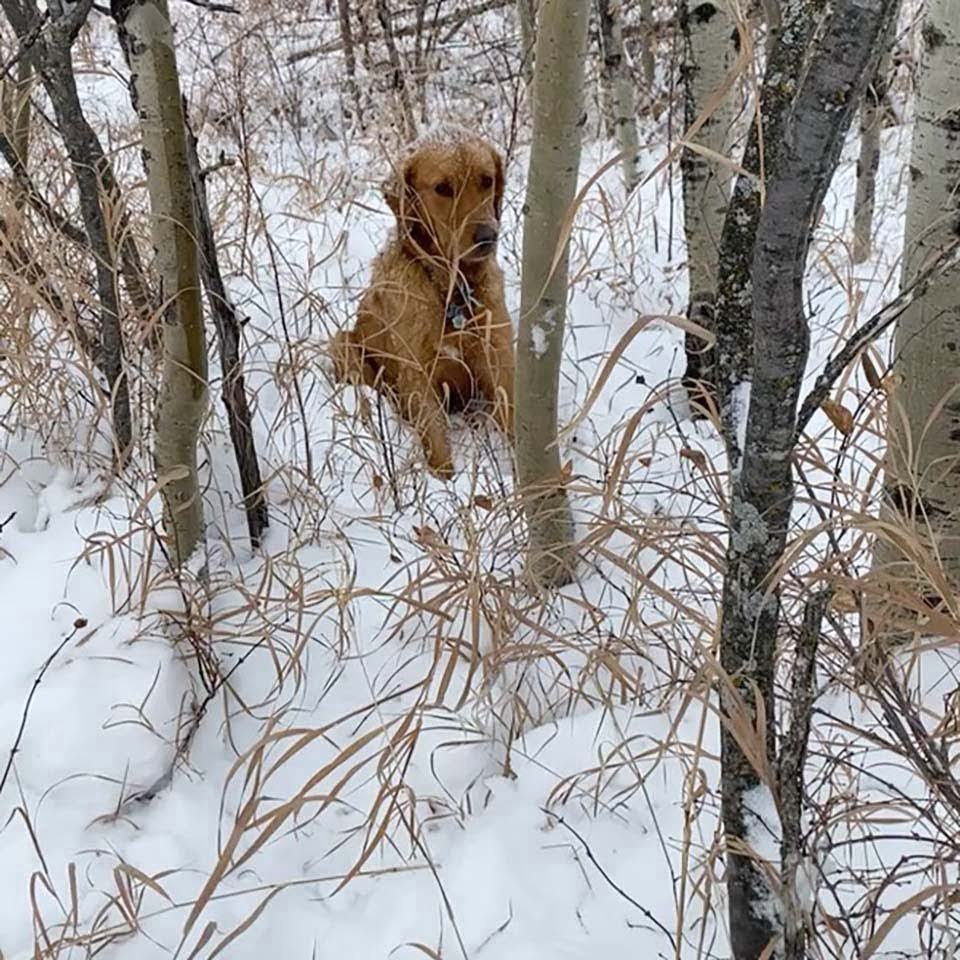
xmin=3 ymin=1 xmax=959 ymax=958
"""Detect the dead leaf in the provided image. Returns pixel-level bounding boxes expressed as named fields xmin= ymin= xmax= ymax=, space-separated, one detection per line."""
xmin=860 ymin=351 xmax=881 ymax=389
xmin=680 ymin=447 xmax=708 ymax=472
xmin=821 ymin=399 xmax=854 ymax=436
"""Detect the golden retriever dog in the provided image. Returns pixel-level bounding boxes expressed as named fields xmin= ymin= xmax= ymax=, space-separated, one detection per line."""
xmin=332 ymin=131 xmax=515 ymax=480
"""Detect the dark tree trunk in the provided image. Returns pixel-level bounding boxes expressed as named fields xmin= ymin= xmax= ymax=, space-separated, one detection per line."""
xmin=852 ymin=5 xmax=898 ymax=264
xmin=0 ymin=0 xmax=157 ymax=463
xmin=375 ymin=0 xmax=418 ymax=140
xmin=184 ymin=117 xmax=269 ymax=549
xmin=34 ymin=33 xmax=133 ymax=463
xmin=337 ymin=0 xmax=364 ymax=127
xmin=719 ymin=2 xmax=899 ymax=957
xmin=712 ymin=0 xmax=823 ymax=471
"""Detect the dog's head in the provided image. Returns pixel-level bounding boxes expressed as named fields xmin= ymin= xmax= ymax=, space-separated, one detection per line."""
xmin=384 ymin=134 xmax=505 ymax=265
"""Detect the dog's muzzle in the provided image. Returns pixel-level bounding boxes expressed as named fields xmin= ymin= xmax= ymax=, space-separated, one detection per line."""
xmin=472 ymin=223 xmax=498 ymax=254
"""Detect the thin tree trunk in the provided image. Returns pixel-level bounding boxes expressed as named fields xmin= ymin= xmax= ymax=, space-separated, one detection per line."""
xmin=852 ymin=8 xmax=898 ymax=264
xmin=337 ymin=0 xmax=364 ymax=127
xmin=1 ymin=55 xmax=32 ymax=189
xmin=374 ymin=0 xmax=418 ymax=140
xmin=720 ymin=3 xmax=897 ymax=957
xmin=638 ymin=0 xmax=655 ymax=87
xmin=411 ymin=0 xmax=429 ymax=122
xmin=596 ymin=0 xmax=641 ymax=192
xmin=2 ymin=55 xmax=32 ymax=303
xmin=516 ymin=0 xmax=589 ymax=589
xmin=0 ymin=103 xmax=99 ymax=365
xmin=873 ymin=0 xmax=960 ymax=612
xmin=779 ymin=589 xmax=828 ymax=960
xmin=113 ymin=0 xmax=208 ymax=568
xmin=516 ymin=0 xmax=536 ymax=85
xmin=713 ymin=0 xmax=821 ymax=472
xmin=38 ymin=52 xmax=133 ymax=462
xmin=184 ymin=118 xmax=268 ymax=549
xmin=679 ymin=0 xmax=736 ymax=416
xmin=0 ymin=0 xmax=154 ymax=459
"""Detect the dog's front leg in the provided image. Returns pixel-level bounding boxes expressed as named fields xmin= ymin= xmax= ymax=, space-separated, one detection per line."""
xmin=396 ymin=369 xmax=455 ymax=480
xmin=465 ymin=318 xmax=515 ymax=441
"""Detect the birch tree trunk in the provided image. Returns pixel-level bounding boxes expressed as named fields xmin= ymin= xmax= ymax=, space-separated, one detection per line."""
xmin=713 ymin=0 xmax=821 ymax=472
xmin=113 ymin=0 xmax=208 ymax=568
xmin=516 ymin=0 xmax=536 ymax=86
xmin=719 ymin=2 xmax=897 ymax=956
xmin=679 ymin=0 xmax=736 ymax=415
xmin=516 ymin=0 xmax=588 ymax=588
xmin=873 ymin=1 xmax=960 ymax=611
xmin=852 ymin=7 xmax=898 ymax=264
xmin=596 ymin=0 xmax=641 ymax=192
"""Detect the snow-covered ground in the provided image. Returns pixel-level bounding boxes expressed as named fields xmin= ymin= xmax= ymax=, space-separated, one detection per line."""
xmin=1 ymin=5 xmax=956 ymax=958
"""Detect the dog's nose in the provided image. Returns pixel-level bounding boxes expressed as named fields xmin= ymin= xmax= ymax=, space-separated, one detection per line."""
xmin=473 ymin=224 xmax=498 ymax=248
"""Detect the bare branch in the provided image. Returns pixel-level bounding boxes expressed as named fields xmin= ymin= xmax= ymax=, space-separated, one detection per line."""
xmin=795 ymin=238 xmax=960 ymax=439
xmin=0 ymin=128 xmax=89 ymax=246
xmin=0 ymin=8 xmax=47 ymax=81
xmin=179 ymin=0 xmax=239 ymax=13
xmin=286 ymin=0 xmax=511 ymax=63
xmin=1 ymin=618 xmax=85 ymax=800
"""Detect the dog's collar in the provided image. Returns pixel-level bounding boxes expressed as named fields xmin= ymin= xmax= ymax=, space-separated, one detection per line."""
xmin=445 ymin=278 xmax=481 ymax=331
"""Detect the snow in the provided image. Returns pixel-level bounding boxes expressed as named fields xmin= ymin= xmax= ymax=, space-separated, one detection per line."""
xmin=730 ymin=379 xmax=750 ymax=472
xmin=529 ymin=306 xmax=559 ymax=359
xmin=0 ymin=4 xmax=953 ymax=959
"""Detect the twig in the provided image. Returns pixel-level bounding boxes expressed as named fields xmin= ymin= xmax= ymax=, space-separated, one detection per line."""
xmin=1 ymin=619 xmax=85 ymax=799
xmin=546 ymin=809 xmax=678 ymax=950
xmin=286 ymin=0 xmax=511 ymax=63
xmin=795 ymin=238 xmax=960 ymax=438
xmin=198 ymin=153 xmax=236 ymax=180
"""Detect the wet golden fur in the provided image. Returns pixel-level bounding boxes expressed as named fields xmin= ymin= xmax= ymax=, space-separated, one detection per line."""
xmin=332 ymin=133 xmax=515 ymax=480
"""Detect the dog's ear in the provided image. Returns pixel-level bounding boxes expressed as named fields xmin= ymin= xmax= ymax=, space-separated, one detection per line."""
xmin=491 ymin=147 xmax=505 ymax=222
xmin=383 ymin=157 xmax=415 ymax=222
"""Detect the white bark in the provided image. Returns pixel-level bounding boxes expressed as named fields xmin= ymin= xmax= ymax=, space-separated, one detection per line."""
xmin=680 ymin=0 xmax=737 ymax=409
xmin=597 ymin=0 xmax=641 ymax=192
xmin=681 ymin=0 xmax=736 ymax=300
xmin=115 ymin=0 xmax=208 ymax=567
xmin=876 ymin=2 xmax=960 ymax=591
xmin=516 ymin=0 xmax=589 ymax=588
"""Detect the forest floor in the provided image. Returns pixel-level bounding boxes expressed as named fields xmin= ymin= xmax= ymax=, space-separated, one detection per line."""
xmin=0 ymin=5 xmax=953 ymax=958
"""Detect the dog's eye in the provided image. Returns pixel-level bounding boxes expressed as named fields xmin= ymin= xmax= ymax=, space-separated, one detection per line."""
xmin=435 ymin=181 xmax=453 ymax=197
xmin=480 ymin=174 xmax=494 ymax=190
